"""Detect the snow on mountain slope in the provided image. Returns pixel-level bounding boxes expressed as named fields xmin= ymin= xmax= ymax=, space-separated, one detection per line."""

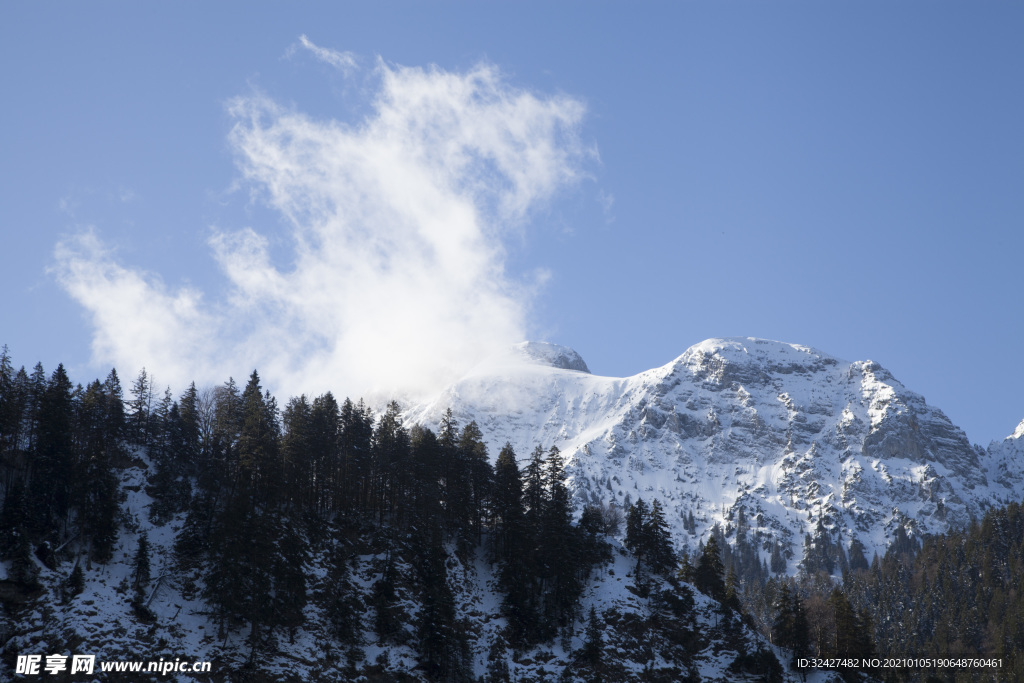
xmin=408 ymin=337 xmax=1023 ymax=573
xmin=986 ymin=417 xmax=1024 ymax=492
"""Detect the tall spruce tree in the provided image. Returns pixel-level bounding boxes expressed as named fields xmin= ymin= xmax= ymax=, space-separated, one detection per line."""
xmin=695 ymin=533 xmax=726 ymax=602
xmin=645 ymin=499 xmax=675 ymax=575
xmin=492 ymin=443 xmax=536 ymax=645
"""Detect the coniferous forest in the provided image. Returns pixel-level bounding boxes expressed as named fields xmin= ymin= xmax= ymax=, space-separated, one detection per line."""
xmin=1 ymin=346 xmax=1022 ymax=682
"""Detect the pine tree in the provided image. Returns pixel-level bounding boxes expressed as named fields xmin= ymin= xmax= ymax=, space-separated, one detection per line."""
xmin=103 ymin=368 xmax=126 ymax=451
xmin=792 ymin=591 xmax=811 ymax=663
xmin=323 ymin=542 xmax=362 ymax=646
xmin=580 ymin=604 xmax=603 ymax=668
xmin=176 ymin=382 xmax=201 ymax=469
xmin=492 ymin=444 xmax=524 ymax=560
xmin=772 ymin=583 xmax=796 ymax=649
xmin=339 ymin=397 xmax=373 ymax=512
xmin=578 ymin=504 xmax=611 ymax=566
xmin=282 ymin=395 xmax=313 ymax=511
xmin=30 ymin=364 xmax=76 ymax=535
xmin=522 ymin=444 xmax=547 ymax=528
xmin=237 ymin=371 xmax=282 ymax=505
xmin=269 ymin=520 xmax=308 ymax=641
xmin=695 ymin=533 xmax=726 ymax=602
xmin=371 ymin=401 xmax=410 ymax=525
xmin=770 ymin=541 xmax=787 ymax=574
xmin=538 ymin=445 xmax=580 ymax=631
xmin=459 ymin=420 xmax=492 ymax=547
xmin=74 ymin=379 xmax=120 ymax=562
xmin=492 ymin=443 xmax=536 ymax=645
xmin=372 ymin=558 xmax=399 ymax=644
xmin=128 ymin=367 xmax=152 ymax=445
xmin=829 ymin=588 xmax=859 ymax=657
xmin=0 ymin=346 xmax=26 ymax=477
xmin=645 ymin=499 xmax=675 ymax=575
xmin=847 ymin=538 xmax=869 ymax=573
xmin=625 ymin=498 xmax=649 ymax=570
xmin=724 ymin=566 xmax=742 ymax=613
xmin=133 ymin=532 xmax=151 ymax=601
xmin=308 ymin=392 xmax=340 ymax=515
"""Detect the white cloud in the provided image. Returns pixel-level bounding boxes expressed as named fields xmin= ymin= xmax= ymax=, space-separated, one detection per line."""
xmin=55 ymin=52 xmax=591 ymax=403
xmin=297 ymin=35 xmax=358 ymax=75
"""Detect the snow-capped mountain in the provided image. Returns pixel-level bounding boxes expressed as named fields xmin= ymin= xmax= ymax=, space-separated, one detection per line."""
xmin=409 ymin=338 xmax=1024 ymax=572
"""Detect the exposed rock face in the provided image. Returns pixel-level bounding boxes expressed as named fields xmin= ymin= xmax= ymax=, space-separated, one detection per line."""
xmin=513 ymin=341 xmax=590 ymax=373
xmin=409 ymin=337 xmax=1024 ymax=573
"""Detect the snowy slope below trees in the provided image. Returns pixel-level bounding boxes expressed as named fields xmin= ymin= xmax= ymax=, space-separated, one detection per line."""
xmin=3 ymin=452 xmax=831 ymax=682
xmin=408 ymin=337 xmax=1024 ymax=574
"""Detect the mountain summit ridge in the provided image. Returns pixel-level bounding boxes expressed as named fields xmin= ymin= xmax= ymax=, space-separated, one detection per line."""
xmin=409 ymin=336 xmax=1023 ymax=574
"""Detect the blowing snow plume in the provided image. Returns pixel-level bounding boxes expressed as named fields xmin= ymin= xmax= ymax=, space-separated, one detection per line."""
xmin=56 ymin=40 xmax=590 ymax=401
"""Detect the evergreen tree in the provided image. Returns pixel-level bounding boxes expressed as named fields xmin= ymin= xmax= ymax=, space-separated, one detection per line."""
xmin=282 ymin=395 xmax=313 ymax=511
xmin=103 ymin=368 xmax=126 ymax=449
xmin=371 ymin=401 xmax=410 ymax=525
xmin=580 ymin=604 xmax=604 ymax=669
xmin=413 ymin=525 xmax=470 ymax=681
xmin=339 ymin=397 xmax=373 ymax=512
xmin=372 ymin=558 xmax=400 ymax=644
xmin=537 ymin=445 xmax=581 ymax=632
xmin=308 ymin=392 xmax=340 ymax=514
xmin=30 ymin=363 xmax=75 ymax=535
xmin=695 ymin=533 xmax=726 ymax=602
xmin=269 ymin=521 xmax=308 ymax=641
xmin=724 ymin=566 xmax=743 ymax=613
xmin=625 ymin=498 xmax=649 ymax=570
xmin=492 ymin=443 xmax=524 ymax=562
xmin=176 ymin=383 xmax=201 ymax=468
xmin=492 ymin=443 xmax=536 ymax=645
xmin=0 ymin=345 xmax=14 ymax=446
xmin=792 ymin=591 xmax=811 ymax=663
xmin=645 ymin=499 xmax=675 ymax=575
xmin=323 ymin=542 xmax=362 ymax=646
xmin=237 ymin=371 xmax=282 ymax=505
xmin=770 ymin=541 xmax=787 ymax=574
xmin=522 ymin=444 xmax=547 ymax=530
xmin=578 ymin=504 xmax=612 ymax=567
xmin=133 ymin=532 xmax=151 ymax=601
xmin=128 ymin=367 xmax=152 ymax=445
xmin=459 ymin=420 xmax=492 ymax=547
xmin=829 ymin=588 xmax=859 ymax=657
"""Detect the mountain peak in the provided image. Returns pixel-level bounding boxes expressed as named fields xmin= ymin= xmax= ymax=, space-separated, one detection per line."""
xmin=513 ymin=341 xmax=590 ymax=373
xmin=684 ymin=337 xmax=840 ymax=364
xmin=675 ymin=337 xmax=843 ymax=387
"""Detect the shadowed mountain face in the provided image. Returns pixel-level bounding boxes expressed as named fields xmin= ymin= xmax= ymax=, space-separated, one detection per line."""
xmin=409 ymin=337 xmax=1023 ymax=572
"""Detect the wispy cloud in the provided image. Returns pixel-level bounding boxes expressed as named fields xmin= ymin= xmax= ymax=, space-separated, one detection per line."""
xmin=597 ymin=189 xmax=615 ymax=224
xmin=296 ymin=35 xmax=358 ymax=75
xmin=55 ymin=50 xmax=591 ymax=402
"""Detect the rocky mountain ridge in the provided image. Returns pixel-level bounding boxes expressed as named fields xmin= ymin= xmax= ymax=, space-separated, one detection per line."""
xmin=408 ymin=337 xmax=1024 ymax=573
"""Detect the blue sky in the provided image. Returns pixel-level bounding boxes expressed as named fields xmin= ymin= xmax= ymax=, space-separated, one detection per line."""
xmin=1 ymin=2 xmax=1021 ymax=445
